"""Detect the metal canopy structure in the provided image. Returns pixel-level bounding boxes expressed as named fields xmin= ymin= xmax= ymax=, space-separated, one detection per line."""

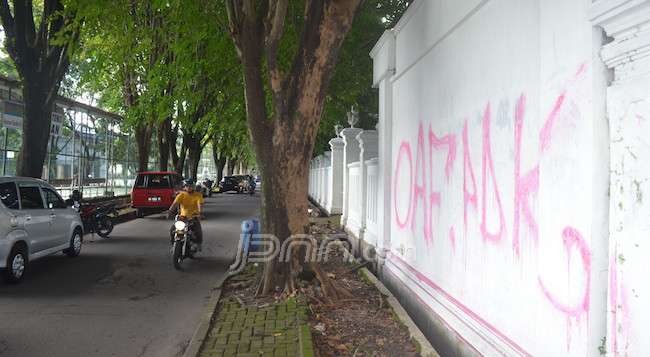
xmin=0 ymin=75 xmax=157 ymax=199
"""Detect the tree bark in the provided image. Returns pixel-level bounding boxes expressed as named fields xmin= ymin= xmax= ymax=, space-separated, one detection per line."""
xmin=227 ymin=158 xmax=237 ymax=176
xmin=135 ymin=123 xmax=153 ymax=172
xmin=212 ymin=144 xmax=227 ymax=182
xmin=17 ymin=81 xmax=56 ymax=177
xmin=226 ymin=0 xmax=363 ymax=297
xmin=157 ymin=117 xmax=172 ymax=171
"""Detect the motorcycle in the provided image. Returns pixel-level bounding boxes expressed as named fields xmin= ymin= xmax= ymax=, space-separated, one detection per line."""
xmin=68 ymin=190 xmax=118 ymax=238
xmin=76 ymin=202 xmax=119 ymax=238
xmin=170 ymin=215 xmax=200 ymax=270
xmin=200 ymin=178 xmax=214 ymax=197
xmin=237 ymin=176 xmax=256 ymax=195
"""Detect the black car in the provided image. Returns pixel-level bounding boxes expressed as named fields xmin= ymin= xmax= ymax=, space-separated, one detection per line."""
xmin=218 ymin=175 xmax=244 ymax=193
xmin=218 ymin=175 xmax=256 ymax=194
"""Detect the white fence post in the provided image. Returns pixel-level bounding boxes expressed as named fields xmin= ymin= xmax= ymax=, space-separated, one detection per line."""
xmin=365 ymin=158 xmax=380 ymax=247
xmin=321 ymin=151 xmax=331 ymax=209
xmin=340 ymin=128 xmax=362 ymax=228
xmin=356 ymin=130 xmax=379 ymax=240
xmin=327 ymin=137 xmax=345 ymax=214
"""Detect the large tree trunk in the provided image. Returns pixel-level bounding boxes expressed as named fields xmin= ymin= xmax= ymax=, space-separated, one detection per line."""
xmin=135 ymin=123 xmax=153 ymax=172
xmin=212 ymin=144 xmax=226 ymax=182
xmin=227 ymin=158 xmax=237 ymax=176
xmin=187 ymin=139 xmax=202 ymax=179
xmin=17 ymin=82 xmax=56 ymax=177
xmin=158 ymin=118 xmax=172 ymax=171
xmin=227 ymin=0 xmax=362 ymax=297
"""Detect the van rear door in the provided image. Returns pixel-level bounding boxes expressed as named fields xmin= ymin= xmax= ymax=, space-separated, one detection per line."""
xmin=143 ymin=174 xmax=172 ymax=207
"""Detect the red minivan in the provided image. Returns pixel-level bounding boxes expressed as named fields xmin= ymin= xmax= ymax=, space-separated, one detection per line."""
xmin=131 ymin=172 xmax=183 ymax=217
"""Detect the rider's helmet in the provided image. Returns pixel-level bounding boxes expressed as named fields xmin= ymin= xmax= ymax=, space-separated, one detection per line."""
xmin=182 ymin=179 xmax=195 ymax=189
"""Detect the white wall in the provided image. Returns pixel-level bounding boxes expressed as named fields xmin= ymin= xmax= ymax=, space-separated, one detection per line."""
xmin=375 ymin=0 xmax=608 ymax=355
xmin=592 ymin=1 xmax=650 ymax=356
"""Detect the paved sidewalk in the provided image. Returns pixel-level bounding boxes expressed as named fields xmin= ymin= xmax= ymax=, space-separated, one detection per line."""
xmin=200 ymin=298 xmax=314 ymax=357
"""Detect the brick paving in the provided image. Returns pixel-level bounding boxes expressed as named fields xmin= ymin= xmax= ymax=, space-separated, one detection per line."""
xmin=200 ymin=298 xmax=315 ymax=357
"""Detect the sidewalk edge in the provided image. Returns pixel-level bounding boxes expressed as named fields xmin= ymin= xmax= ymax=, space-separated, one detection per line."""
xmin=183 ymin=275 xmax=227 ymax=357
xmin=359 ymin=267 xmax=440 ymax=357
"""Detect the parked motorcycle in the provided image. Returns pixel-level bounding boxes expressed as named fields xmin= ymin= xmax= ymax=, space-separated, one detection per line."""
xmin=170 ymin=215 xmax=200 ymax=270
xmin=237 ymin=176 xmax=256 ymax=195
xmin=200 ymin=178 xmax=214 ymax=197
xmin=68 ymin=190 xmax=118 ymax=238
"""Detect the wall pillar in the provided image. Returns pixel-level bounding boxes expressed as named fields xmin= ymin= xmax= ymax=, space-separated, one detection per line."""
xmin=327 ymin=138 xmax=345 ymax=214
xmin=321 ymin=151 xmax=331 ymax=209
xmin=370 ymin=30 xmax=396 ymax=262
xmin=356 ymin=130 xmax=379 ymax=239
xmin=591 ymin=2 xmax=650 ymax=355
xmin=339 ymin=128 xmax=362 ymax=227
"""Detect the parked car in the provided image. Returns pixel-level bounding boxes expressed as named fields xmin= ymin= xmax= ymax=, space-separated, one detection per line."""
xmin=0 ymin=177 xmax=84 ymax=283
xmin=217 ymin=175 xmax=242 ymax=193
xmin=131 ymin=171 xmax=183 ymax=217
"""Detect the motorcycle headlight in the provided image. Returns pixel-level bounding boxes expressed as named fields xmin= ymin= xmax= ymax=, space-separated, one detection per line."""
xmin=174 ymin=221 xmax=187 ymax=231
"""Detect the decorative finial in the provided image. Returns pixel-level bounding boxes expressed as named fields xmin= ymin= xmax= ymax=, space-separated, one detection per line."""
xmin=347 ymin=105 xmax=359 ymax=128
xmin=334 ymin=124 xmax=342 ymax=136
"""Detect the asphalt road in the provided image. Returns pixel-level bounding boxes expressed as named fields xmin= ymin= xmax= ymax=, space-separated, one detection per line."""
xmin=0 ymin=193 xmax=260 ymax=357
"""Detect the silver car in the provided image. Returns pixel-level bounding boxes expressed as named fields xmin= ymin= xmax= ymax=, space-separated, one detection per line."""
xmin=0 ymin=177 xmax=83 ymax=283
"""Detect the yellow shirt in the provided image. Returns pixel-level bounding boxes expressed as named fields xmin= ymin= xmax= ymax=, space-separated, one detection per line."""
xmin=173 ymin=191 xmax=204 ymax=217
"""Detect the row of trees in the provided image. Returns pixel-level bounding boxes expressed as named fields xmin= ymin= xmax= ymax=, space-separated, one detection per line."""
xmin=0 ymin=0 xmax=409 ymax=295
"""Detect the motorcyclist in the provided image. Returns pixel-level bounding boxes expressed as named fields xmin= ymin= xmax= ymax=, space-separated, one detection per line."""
xmin=167 ymin=179 xmax=204 ymax=251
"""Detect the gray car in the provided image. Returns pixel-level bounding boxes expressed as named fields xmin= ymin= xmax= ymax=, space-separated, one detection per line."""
xmin=0 ymin=177 xmax=83 ymax=283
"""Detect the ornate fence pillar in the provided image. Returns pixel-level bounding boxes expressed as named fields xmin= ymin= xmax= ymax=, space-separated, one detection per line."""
xmin=356 ymin=130 xmax=379 ymax=239
xmin=327 ymin=137 xmax=345 ymax=214
xmin=321 ymin=151 xmax=331 ymax=209
xmin=340 ymin=128 xmax=362 ymax=227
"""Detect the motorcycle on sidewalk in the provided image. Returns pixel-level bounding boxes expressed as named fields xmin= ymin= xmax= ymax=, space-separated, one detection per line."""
xmin=169 ymin=215 xmax=201 ymax=270
xmin=68 ymin=191 xmax=119 ymax=238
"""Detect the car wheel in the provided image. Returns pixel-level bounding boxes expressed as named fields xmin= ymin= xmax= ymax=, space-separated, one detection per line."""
xmin=3 ymin=245 xmax=27 ymax=284
xmin=64 ymin=229 xmax=83 ymax=257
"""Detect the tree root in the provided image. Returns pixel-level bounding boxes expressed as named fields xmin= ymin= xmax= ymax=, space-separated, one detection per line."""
xmin=310 ymin=262 xmax=353 ymax=302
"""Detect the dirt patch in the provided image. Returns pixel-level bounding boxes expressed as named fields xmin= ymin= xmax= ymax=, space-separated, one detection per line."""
xmin=306 ymin=220 xmax=419 ymax=357
xmin=218 ymin=217 xmax=420 ymax=356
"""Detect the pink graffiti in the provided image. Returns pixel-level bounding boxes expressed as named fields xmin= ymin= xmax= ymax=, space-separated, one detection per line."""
xmin=513 ymin=94 xmax=539 ymax=256
xmin=539 ymin=92 xmax=566 ymax=152
xmin=393 ymin=124 xmax=457 ymax=244
xmin=480 ymin=104 xmax=506 ymax=242
xmin=429 ymin=125 xmax=457 ymax=244
xmin=412 ymin=123 xmax=432 ymax=243
xmin=462 ymin=120 xmax=478 ymax=235
xmin=429 ymin=127 xmax=457 ymax=180
xmin=393 ymin=141 xmax=413 ymax=229
xmin=538 ymin=227 xmax=591 ymax=319
xmin=609 ymin=252 xmax=631 ymax=356
xmin=610 ymin=252 xmax=619 ymax=355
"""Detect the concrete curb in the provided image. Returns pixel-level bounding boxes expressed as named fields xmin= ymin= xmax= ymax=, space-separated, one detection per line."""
xmin=359 ymin=267 xmax=440 ymax=357
xmin=182 ymin=276 xmax=227 ymax=357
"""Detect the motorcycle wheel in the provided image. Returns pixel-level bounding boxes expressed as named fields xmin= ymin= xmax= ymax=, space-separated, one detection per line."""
xmin=171 ymin=241 xmax=183 ymax=270
xmin=96 ymin=217 xmax=114 ymax=238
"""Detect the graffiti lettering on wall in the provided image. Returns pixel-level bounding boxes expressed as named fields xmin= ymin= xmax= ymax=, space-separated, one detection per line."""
xmin=392 ymin=63 xmax=592 ymax=342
